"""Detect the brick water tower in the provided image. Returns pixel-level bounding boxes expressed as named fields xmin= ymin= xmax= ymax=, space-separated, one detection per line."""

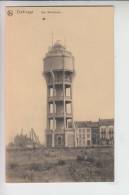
xmin=43 ymin=41 xmax=75 ymax=147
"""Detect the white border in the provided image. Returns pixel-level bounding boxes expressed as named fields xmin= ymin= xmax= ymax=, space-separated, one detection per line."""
xmin=1 ymin=1 xmax=129 ymax=195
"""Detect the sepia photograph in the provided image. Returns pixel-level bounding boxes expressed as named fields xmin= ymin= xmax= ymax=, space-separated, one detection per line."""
xmin=5 ymin=6 xmax=114 ymax=183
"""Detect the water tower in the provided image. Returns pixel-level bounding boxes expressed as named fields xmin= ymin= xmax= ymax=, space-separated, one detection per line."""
xmin=43 ymin=41 xmax=75 ymax=147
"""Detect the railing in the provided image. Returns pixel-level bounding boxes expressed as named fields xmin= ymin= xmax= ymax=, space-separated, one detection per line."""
xmin=55 ymin=112 xmax=65 ymax=118
xmin=48 ymin=78 xmax=71 ymax=85
xmin=66 ymin=113 xmax=72 ymax=118
xmin=48 ymin=112 xmax=72 ymax=118
xmin=65 ymin=96 xmax=71 ymax=101
xmin=48 ymin=96 xmax=72 ymax=101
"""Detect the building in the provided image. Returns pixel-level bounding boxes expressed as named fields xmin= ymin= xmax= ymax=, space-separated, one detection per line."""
xmin=43 ymin=41 xmax=75 ymax=147
xmin=99 ymin=119 xmax=114 ymax=145
xmin=86 ymin=121 xmax=100 ymax=146
xmin=74 ymin=119 xmax=114 ymax=147
xmin=74 ymin=122 xmax=92 ymax=147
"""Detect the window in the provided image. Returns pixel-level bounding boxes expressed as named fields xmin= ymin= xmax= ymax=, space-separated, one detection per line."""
xmin=49 ymin=119 xmax=54 ymax=129
xmin=101 ymin=129 xmax=106 ymax=139
xmin=57 ymin=136 xmax=62 ymax=145
xmin=66 ymin=119 xmax=72 ymax=128
xmin=103 ymin=131 xmax=106 ymax=135
xmin=77 ymin=137 xmax=79 ymax=145
xmin=66 ymin=103 xmax=71 ymax=114
xmin=49 ymin=87 xmax=54 ymax=97
xmin=48 ymin=74 xmax=52 ymax=83
xmin=65 ymin=72 xmax=71 ymax=82
xmin=109 ymin=129 xmax=113 ymax=138
xmin=87 ymin=128 xmax=90 ymax=133
xmin=109 ymin=127 xmax=113 ymax=131
xmin=49 ymin=103 xmax=54 ymax=113
xmin=83 ymin=139 xmax=85 ymax=145
xmin=66 ymin=87 xmax=71 ymax=97
xmin=101 ymin=127 xmax=106 ymax=131
xmin=87 ymin=134 xmax=90 ymax=138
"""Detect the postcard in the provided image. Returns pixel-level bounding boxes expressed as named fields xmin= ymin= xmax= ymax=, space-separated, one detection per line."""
xmin=4 ymin=5 xmax=114 ymax=183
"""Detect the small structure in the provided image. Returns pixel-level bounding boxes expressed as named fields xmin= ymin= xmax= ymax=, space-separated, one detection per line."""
xmin=8 ymin=128 xmax=41 ymax=149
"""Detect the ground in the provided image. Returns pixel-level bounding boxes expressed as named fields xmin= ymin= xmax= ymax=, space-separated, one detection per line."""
xmin=6 ymin=146 xmax=114 ymax=183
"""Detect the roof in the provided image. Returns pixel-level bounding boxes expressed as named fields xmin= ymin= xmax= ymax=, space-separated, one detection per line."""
xmin=44 ymin=41 xmax=73 ymax=59
xmin=74 ymin=119 xmax=114 ymax=128
xmin=74 ymin=121 xmax=99 ymax=128
xmin=99 ymin=119 xmax=114 ymax=126
xmin=74 ymin=121 xmax=89 ymax=128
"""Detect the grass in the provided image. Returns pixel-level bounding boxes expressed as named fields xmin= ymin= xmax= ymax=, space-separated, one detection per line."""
xmin=6 ymin=146 xmax=114 ymax=182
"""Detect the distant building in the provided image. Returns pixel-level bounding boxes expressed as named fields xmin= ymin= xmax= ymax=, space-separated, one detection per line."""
xmin=74 ymin=122 xmax=92 ymax=147
xmin=87 ymin=121 xmax=99 ymax=146
xmin=74 ymin=119 xmax=114 ymax=147
xmin=99 ymin=119 xmax=114 ymax=145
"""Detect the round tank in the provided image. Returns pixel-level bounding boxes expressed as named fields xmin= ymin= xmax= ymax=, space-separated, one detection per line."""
xmin=44 ymin=41 xmax=74 ymax=73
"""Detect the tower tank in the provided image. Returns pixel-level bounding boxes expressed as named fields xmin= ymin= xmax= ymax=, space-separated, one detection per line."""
xmin=43 ymin=41 xmax=75 ymax=147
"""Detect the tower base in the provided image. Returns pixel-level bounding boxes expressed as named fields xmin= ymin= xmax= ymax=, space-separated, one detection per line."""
xmin=46 ymin=129 xmax=75 ymax=148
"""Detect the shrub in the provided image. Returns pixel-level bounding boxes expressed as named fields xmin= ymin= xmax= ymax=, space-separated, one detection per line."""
xmin=96 ymin=161 xmax=103 ymax=168
xmin=29 ymin=163 xmax=50 ymax=171
xmin=57 ymin=159 xmax=66 ymax=166
xmin=8 ymin=162 xmax=18 ymax=169
xmin=76 ymin=155 xmax=84 ymax=161
xmin=87 ymin=157 xmax=94 ymax=163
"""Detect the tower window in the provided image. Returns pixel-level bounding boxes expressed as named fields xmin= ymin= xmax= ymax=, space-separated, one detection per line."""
xmin=66 ymin=103 xmax=71 ymax=113
xmin=57 ymin=136 xmax=62 ymax=145
xmin=49 ymin=119 xmax=54 ymax=129
xmin=49 ymin=103 xmax=54 ymax=113
xmin=49 ymin=87 xmax=54 ymax=97
xmin=65 ymin=87 xmax=71 ymax=97
xmin=66 ymin=119 xmax=72 ymax=128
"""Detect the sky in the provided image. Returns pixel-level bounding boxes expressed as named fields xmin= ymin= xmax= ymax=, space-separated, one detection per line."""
xmin=5 ymin=6 xmax=114 ymax=144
